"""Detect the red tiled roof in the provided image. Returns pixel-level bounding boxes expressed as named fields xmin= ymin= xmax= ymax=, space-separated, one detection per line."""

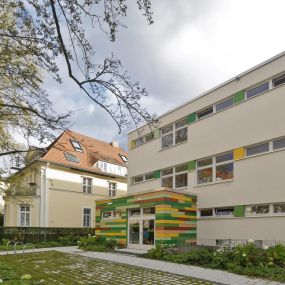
xmin=40 ymin=130 xmax=128 ymax=176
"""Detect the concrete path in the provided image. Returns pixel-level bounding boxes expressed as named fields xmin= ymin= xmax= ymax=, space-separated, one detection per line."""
xmin=1 ymin=246 xmax=284 ymax=285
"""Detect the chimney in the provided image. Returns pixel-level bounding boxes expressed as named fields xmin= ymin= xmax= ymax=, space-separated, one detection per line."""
xmin=110 ymin=141 xmax=119 ymax=148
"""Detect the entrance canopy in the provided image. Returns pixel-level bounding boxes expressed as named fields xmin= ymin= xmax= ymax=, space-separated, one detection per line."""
xmin=95 ymin=188 xmax=197 ymax=248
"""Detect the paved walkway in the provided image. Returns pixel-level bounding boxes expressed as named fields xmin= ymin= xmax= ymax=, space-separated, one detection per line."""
xmin=2 ymin=246 xmax=284 ymax=285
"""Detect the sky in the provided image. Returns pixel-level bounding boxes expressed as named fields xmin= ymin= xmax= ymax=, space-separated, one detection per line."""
xmin=44 ymin=0 xmax=285 ymax=151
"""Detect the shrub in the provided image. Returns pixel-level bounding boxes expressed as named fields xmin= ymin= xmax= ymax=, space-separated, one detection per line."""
xmin=78 ymin=235 xmax=118 ymax=252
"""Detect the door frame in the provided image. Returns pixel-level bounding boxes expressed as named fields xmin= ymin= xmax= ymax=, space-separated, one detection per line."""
xmin=127 ymin=208 xmax=155 ymax=250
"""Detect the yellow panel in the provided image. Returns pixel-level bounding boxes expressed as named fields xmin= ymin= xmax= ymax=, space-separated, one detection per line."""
xmin=234 ymin=147 xmax=245 ymax=160
xmin=156 ymin=233 xmax=179 ymax=238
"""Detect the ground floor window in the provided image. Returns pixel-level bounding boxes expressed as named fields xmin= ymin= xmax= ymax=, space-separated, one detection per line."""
xmin=83 ymin=208 xmax=91 ymax=227
xmin=20 ymin=205 xmax=30 ymax=227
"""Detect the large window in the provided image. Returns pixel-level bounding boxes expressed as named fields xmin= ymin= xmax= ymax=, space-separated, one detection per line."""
xmin=161 ymin=163 xmax=188 ymax=189
xmin=20 ymin=205 xmax=30 ymax=227
xmin=108 ymin=182 xmax=117 ymax=197
xmin=82 ymin=177 xmax=92 ymax=194
xmin=197 ymin=151 xmax=233 ymax=185
xmin=246 ymin=82 xmax=269 ymax=99
xmin=161 ymin=118 xmax=188 ymax=149
xmin=83 ymin=208 xmax=91 ymax=227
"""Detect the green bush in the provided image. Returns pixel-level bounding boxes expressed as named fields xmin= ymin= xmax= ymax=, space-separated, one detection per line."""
xmin=146 ymin=242 xmax=285 ymax=282
xmin=78 ymin=235 xmax=118 ymax=252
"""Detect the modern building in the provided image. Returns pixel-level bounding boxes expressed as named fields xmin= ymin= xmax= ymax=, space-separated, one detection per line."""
xmin=127 ymin=51 xmax=285 ymax=247
xmin=4 ymin=130 xmax=128 ymax=228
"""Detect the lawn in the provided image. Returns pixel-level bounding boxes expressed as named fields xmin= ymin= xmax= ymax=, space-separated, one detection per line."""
xmin=0 ymin=251 xmax=220 ymax=285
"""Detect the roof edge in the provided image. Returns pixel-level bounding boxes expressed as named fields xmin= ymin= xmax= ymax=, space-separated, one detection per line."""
xmin=128 ymin=50 xmax=285 ymax=135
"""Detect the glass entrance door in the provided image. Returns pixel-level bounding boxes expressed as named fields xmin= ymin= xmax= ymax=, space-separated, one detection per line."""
xmin=128 ymin=207 xmax=155 ymax=249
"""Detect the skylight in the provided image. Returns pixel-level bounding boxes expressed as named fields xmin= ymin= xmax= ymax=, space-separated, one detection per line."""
xmin=71 ymin=140 xmax=83 ymax=152
xmin=120 ymin=154 xmax=128 ymax=165
xmin=64 ymin=153 xmax=79 ymax=163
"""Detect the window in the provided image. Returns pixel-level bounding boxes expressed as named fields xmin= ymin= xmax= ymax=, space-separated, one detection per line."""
xmin=83 ymin=208 xmax=91 ymax=227
xmin=143 ymin=207 xmax=155 ymax=215
xmin=200 ymin=209 xmax=213 ymax=217
xmin=197 ymin=106 xmax=213 ymax=119
xmin=113 ymin=211 xmax=121 ymax=218
xmin=246 ymin=82 xmax=269 ymax=99
xmin=135 ymin=137 xmax=144 ymax=147
xmin=71 ymin=140 xmax=83 ymax=152
xmin=273 ymin=137 xmax=285 ymax=150
xmin=64 ymin=153 xmax=79 ymax=163
xmin=145 ymin=172 xmax=154 ymax=181
xmin=215 ymin=207 xmax=234 ymax=216
xmin=161 ymin=164 xmax=188 ymax=189
xmin=246 ymin=142 xmax=269 ymax=157
xmin=82 ymin=177 xmax=92 ymax=194
xmin=216 ymin=97 xmax=234 ymax=112
xmin=102 ymin=211 xmax=112 ymax=219
xmin=246 ymin=204 xmax=270 ymax=216
xmin=108 ymin=182 xmax=117 ymax=197
xmin=145 ymin=132 xmax=154 ymax=143
xmin=197 ymin=151 xmax=233 ymax=185
xmin=133 ymin=175 xmax=144 ymax=184
xmin=273 ymin=74 xmax=285 ymax=88
xmin=129 ymin=208 xmax=141 ymax=216
xmin=161 ymin=119 xmax=188 ymax=149
xmin=20 ymin=205 xmax=30 ymax=227
xmin=120 ymin=154 xmax=128 ymax=165
xmin=273 ymin=203 xmax=285 ymax=214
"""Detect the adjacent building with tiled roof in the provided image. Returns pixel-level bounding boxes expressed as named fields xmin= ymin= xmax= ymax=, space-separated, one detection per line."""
xmin=3 ymin=130 xmax=128 ymax=228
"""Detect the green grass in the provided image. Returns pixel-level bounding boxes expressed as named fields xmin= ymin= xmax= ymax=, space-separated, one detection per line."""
xmin=0 ymin=251 xmax=220 ymax=285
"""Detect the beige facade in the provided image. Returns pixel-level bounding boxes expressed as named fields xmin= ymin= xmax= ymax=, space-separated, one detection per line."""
xmin=128 ymin=51 xmax=285 ymax=244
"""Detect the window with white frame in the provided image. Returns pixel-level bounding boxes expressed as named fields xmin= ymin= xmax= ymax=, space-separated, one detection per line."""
xmin=197 ymin=151 xmax=233 ymax=185
xmin=246 ymin=204 xmax=270 ymax=216
xmin=83 ymin=208 xmax=91 ymax=227
xmin=273 ymin=203 xmax=285 ymax=214
xmin=108 ymin=182 xmax=117 ymax=197
xmin=102 ymin=211 xmax=121 ymax=219
xmin=246 ymin=82 xmax=269 ymax=99
xmin=197 ymin=106 xmax=213 ymax=119
xmin=161 ymin=163 xmax=188 ymax=189
xmin=273 ymin=137 xmax=285 ymax=151
xmin=246 ymin=142 xmax=269 ymax=157
xmin=200 ymin=209 xmax=213 ymax=217
xmin=132 ymin=172 xmax=154 ymax=184
xmin=20 ymin=205 xmax=30 ymax=227
xmin=70 ymin=140 xmax=83 ymax=152
xmin=161 ymin=118 xmax=188 ymax=149
xmin=272 ymin=74 xmax=285 ymax=88
xmin=215 ymin=207 xmax=234 ymax=217
xmin=82 ymin=177 xmax=92 ymax=194
xmin=216 ymin=97 xmax=234 ymax=112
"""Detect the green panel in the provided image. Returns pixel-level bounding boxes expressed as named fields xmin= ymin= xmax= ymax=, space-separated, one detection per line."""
xmin=234 ymin=205 xmax=245 ymax=217
xmin=187 ymin=112 xmax=197 ymax=124
xmin=153 ymin=170 xmax=161 ymax=179
xmin=187 ymin=160 xmax=196 ymax=172
xmin=233 ymin=90 xmax=245 ymax=104
xmin=153 ymin=129 xmax=160 ymax=139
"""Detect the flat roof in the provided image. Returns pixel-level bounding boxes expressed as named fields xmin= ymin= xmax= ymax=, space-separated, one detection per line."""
xmin=128 ymin=50 xmax=285 ymax=135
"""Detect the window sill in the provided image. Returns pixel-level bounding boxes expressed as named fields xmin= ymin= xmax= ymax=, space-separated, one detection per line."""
xmin=194 ymin=179 xmax=234 ymax=188
xmin=160 ymin=140 xmax=188 ymax=152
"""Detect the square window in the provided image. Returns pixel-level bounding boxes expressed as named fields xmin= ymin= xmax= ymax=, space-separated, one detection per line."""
xmin=197 ymin=168 xmax=213 ymax=184
xmin=273 ymin=203 xmax=285 ymax=214
xmin=162 ymin=176 xmax=173 ymax=188
xmin=161 ymin=133 xmax=173 ymax=149
xmin=216 ymin=163 xmax=233 ymax=181
xmin=103 ymin=211 xmax=112 ymax=219
xmin=175 ymin=127 xmax=187 ymax=144
xmin=175 ymin=173 xmax=187 ymax=188
xmin=134 ymin=176 xmax=144 ymax=183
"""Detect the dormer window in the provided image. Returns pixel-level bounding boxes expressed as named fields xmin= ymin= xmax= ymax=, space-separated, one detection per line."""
xmin=120 ymin=154 xmax=128 ymax=165
xmin=71 ymin=140 xmax=83 ymax=152
xmin=64 ymin=153 xmax=79 ymax=163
